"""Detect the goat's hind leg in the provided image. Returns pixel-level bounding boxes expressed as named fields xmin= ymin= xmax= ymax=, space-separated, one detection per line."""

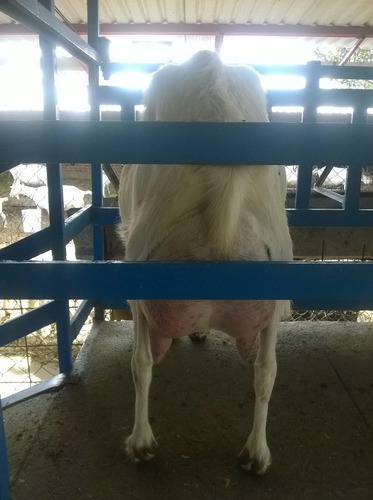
xmin=126 ymin=302 xmax=157 ymax=462
xmin=240 ymin=312 xmax=279 ymax=475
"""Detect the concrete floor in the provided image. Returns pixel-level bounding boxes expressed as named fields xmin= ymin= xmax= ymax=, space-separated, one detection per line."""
xmin=3 ymin=320 xmax=373 ymax=500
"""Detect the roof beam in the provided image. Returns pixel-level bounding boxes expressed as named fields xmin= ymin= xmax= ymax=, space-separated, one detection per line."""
xmin=0 ymin=0 xmax=99 ymax=64
xmin=1 ymin=22 xmax=373 ymax=39
xmin=97 ymin=23 xmax=373 ymax=39
xmin=339 ymin=37 xmax=366 ymax=65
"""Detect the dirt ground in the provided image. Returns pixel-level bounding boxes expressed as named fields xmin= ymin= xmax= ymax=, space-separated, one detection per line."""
xmin=3 ymin=320 xmax=373 ymax=500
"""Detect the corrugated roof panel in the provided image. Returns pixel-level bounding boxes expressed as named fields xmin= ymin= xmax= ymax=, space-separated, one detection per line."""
xmin=335 ymin=3 xmax=373 ymax=26
xmin=57 ymin=0 xmax=86 ymax=24
xmin=0 ymin=12 xmax=14 ymax=24
xmin=297 ymin=0 xmax=373 ymax=27
xmin=197 ymin=0 xmax=218 ymax=24
xmin=0 ymin=0 xmax=372 ymax=27
xmin=277 ymin=1 xmax=314 ymax=25
xmin=114 ymin=1 xmax=148 ymax=24
xmin=1 ymin=1 xmax=373 ymax=51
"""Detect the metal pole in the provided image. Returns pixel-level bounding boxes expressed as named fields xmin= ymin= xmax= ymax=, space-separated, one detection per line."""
xmin=39 ymin=0 xmax=72 ymax=372
xmin=88 ymin=0 xmax=105 ymax=320
xmin=0 ymin=397 xmax=10 ymax=500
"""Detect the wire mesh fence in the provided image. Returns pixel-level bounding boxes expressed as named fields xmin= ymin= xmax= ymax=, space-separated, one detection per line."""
xmin=285 ymin=165 xmax=373 ymax=192
xmin=0 ymin=164 xmax=93 ymax=250
xmin=0 ymin=164 xmax=95 ymax=397
xmin=289 ymin=309 xmax=372 ymax=322
xmin=0 ymin=300 xmax=92 ymax=398
xmin=1 ymin=163 xmax=373 ymax=398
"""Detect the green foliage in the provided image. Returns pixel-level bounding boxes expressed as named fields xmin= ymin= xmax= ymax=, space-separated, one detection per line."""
xmin=314 ymin=47 xmax=373 ymax=89
xmin=314 ymin=47 xmax=373 ymax=64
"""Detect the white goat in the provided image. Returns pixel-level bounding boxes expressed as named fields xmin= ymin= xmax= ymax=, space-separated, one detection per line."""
xmin=9 ymin=182 xmax=92 ymax=213
xmin=118 ymin=51 xmax=293 ymax=474
xmin=10 ymin=163 xmax=47 ymax=187
xmin=0 ymin=197 xmax=7 ymax=228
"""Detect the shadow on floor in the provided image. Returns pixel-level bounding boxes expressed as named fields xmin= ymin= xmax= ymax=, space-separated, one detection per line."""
xmin=4 ymin=320 xmax=373 ymax=500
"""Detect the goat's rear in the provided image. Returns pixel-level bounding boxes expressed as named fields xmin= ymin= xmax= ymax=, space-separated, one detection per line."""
xmin=118 ymin=50 xmax=293 ymax=474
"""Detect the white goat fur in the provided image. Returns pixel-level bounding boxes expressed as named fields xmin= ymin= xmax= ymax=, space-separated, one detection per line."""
xmin=118 ymin=51 xmax=293 ymax=474
xmin=9 ymin=182 xmax=92 ymax=213
xmin=10 ymin=164 xmax=47 ymax=187
xmin=0 ymin=197 xmax=7 ymax=228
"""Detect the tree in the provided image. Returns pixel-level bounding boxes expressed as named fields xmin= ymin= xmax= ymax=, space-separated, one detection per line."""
xmin=314 ymin=47 xmax=373 ymax=89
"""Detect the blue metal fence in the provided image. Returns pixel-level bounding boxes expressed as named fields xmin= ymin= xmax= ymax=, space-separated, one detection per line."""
xmin=0 ymin=1 xmax=373 ymax=497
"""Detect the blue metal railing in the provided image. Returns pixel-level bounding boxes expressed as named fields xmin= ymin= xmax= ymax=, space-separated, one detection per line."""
xmin=0 ymin=1 xmax=373 ymax=494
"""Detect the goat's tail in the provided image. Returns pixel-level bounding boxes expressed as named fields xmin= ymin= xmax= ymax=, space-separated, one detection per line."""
xmin=204 ymin=167 xmax=247 ymax=258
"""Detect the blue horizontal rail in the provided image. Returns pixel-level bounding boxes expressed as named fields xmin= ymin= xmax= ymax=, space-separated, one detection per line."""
xmin=100 ymin=61 xmax=373 ymax=81
xmin=0 ymin=121 xmax=372 ymax=166
xmin=255 ymin=63 xmax=373 ymax=80
xmin=0 ymin=228 xmax=51 ymax=261
xmin=0 ymin=302 xmax=56 ymax=347
xmin=88 ymin=84 xmax=373 ymax=113
xmin=0 ymin=262 xmax=372 ymax=309
xmin=93 ymin=206 xmax=373 ymax=228
xmin=287 ymin=208 xmax=373 ymax=227
xmin=267 ymin=88 xmax=373 ymax=108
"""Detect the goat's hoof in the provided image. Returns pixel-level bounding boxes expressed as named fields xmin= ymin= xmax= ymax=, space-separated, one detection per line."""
xmin=239 ymin=449 xmax=271 ymax=475
xmin=240 ymin=458 xmax=271 ymax=475
xmin=125 ymin=435 xmax=157 ymax=463
xmin=189 ymin=331 xmax=208 ymax=343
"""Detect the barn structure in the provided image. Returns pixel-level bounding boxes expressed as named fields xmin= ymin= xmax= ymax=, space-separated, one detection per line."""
xmin=0 ymin=1 xmax=372 ymax=498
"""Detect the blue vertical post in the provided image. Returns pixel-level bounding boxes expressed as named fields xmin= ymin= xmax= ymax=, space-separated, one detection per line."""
xmin=39 ymin=0 xmax=71 ymax=372
xmin=0 ymin=397 xmax=10 ymax=500
xmin=343 ymin=92 xmax=366 ymax=216
xmin=88 ymin=0 xmax=105 ymax=320
xmin=295 ymin=62 xmax=320 ymax=210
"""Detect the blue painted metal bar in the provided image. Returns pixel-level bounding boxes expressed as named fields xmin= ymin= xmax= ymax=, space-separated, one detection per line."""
xmin=69 ymin=300 xmax=94 ymax=344
xmin=91 ymin=165 xmax=105 ymax=261
xmin=0 ymin=398 xmax=10 ymax=500
xmin=46 ymin=164 xmax=66 ymax=260
xmin=0 ymin=261 xmax=371 ymax=304
xmin=101 ymin=61 xmax=373 ymax=80
xmin=287 ymin=208 xmax=373 ymax=227
xmin=295 ymin=164 xmax=313 ymax=209
xmin=0 ymin=163 xmax=17 ymax=175
xmin=92 ymin=204 xmax=373 ymax=229
xmin=92 ymin=206 xmax=120 ymax=226
xmin=0 ymin=0 xmax=99 ymax=65
xmin=2 ymin=374 xmax=67 ymax=410
xmin=0 ymin=302 xmax=56 ymax=347
xmin=256 ymin=62 xmax=373 ymax=80
xmin=40 ymin=30 xmax=66 ymax=260
xmin=95 ymin=299 xmax=130 ymax=310
xmin=0 ymin=1 xmax=99 ymax=493
xmin=267 ymin=88 xmax=373 ymax=108
xmin=0 ymin=227 xmax=51 ymax=261
xmin=54 ymin=300 xmax=71 ymax=373
xmin=92 ymin=85 xmax=373 ymax=111
xmin=40 ymin=0 xmax=71 ymax=374
xmin=101 ymin=62 xmax=163 ymax=79
xmin=64 ymin=206 xmax=92 ymax=244
xmin=94 ymin=297 xmax=372 ymax=312
xmin=0 ymin=122 xmax=372 ymax=166
xmin=88 ymin=0 xmax=105 ymax=321
xmin=93 ymin=86 xmax=143 ymax=106
xmin=344 ymin=165 xmax=363 ymax=211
